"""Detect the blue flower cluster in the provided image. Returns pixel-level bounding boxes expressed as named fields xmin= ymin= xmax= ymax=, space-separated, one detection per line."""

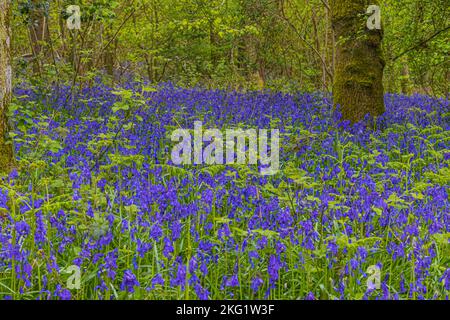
xmin=0 ymin=82 xmax=448 ymax=300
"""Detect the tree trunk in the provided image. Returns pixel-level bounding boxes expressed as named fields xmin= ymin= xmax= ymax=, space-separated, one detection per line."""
xmin=331 ymin=0 xmax=385 ymax=124
xmin=103 ymin=24 xmax=115 ymax=77
xmin=0 ymin=0 xmax=13 ymax=173
xmin=400 ymin=57 xmax=410 ymax=95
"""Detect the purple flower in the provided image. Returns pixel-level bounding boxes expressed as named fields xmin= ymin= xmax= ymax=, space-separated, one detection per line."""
xmin=54 ymin=285 xmax=71 ymax=300
xmin=305 ymin=292 xmax=315 ymax=300
xmin=15 ymin=221 xmax=30 ymax=237
xmin=251 ymin=277 xmax=264 ymax=292
xmin=171 ymin=263 xmax=186 ymax=289
xmin=194 ymin=283 xmax=210 ymax=300
xmin=268 ymin=255 xmax=281 ymax=285
xmin=151 ymin=274 xmax=165 ymax=288
xmin=120 ymin=270 xmax=140 ymax=293
xmin=440 ymin=269 xmax=450 ymax=291
xmin=59 ymin=289 xmax=71 ymax=300
xmin=163 ymin=237 xmax=174 ymax=258
xmin=225 ymin=274 xmax=240 ymax=288
xmin=150 ymin=223 xmax=163 ymax=241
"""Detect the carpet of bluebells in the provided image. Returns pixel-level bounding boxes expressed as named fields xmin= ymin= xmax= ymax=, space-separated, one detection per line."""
xmin=0 ymin=82 xmax=449 ymax=300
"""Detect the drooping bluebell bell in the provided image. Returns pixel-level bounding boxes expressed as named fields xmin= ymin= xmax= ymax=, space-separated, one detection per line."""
xmin=120 ymin=270 xmax=140 ymax=293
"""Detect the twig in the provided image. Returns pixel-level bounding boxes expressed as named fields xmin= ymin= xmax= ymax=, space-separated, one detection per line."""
xmin=392 ymin=26 xmax=450 ymax=61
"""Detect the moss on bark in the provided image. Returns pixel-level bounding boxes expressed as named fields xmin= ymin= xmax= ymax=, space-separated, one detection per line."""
xmin=331 ymin=0 xmax=385 ymax=124
xmin=0 ymin=0 xmax=13 ymax=174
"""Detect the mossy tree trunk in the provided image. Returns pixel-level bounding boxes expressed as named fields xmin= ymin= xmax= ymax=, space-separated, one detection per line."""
xmin=331 ymin=0 xmax=385 ymax=124
xmin=0 ymin=0 xmax=13 ymax=173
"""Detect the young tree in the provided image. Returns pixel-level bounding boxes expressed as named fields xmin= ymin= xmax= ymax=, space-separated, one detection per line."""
xmin=0 ymin=0 xmax=13 ymax=173
xmin=331 ymin=0 xmax=385 ymax=123
xmin=28 ymin=0 xmax=50 ymax=74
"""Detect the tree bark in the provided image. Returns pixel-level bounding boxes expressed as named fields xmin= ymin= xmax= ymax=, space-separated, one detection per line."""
xmin=400 ymin=57 xmax=410 ymax=95
xmin=0 ymin=0 xmax=13 ymax=173
xmin=331 ymin=0 xmax=385 ymax=124
xmin=103 ymin=24 xmax=115 ymax=77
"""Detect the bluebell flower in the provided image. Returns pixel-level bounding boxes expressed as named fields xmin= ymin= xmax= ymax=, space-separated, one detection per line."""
xmin=120 ymin=270 xmax=140 ymax=293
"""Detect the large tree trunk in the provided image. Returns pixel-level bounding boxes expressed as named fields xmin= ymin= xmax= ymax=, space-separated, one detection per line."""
xmin=331 ymin=0 xmax=385 ymax=124
xmin=0 ymin=0 xmax=13 ymax=173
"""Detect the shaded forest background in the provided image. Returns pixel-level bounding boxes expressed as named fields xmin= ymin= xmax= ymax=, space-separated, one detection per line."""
xmin=11 ymin=0 xmax=449 ymax=95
